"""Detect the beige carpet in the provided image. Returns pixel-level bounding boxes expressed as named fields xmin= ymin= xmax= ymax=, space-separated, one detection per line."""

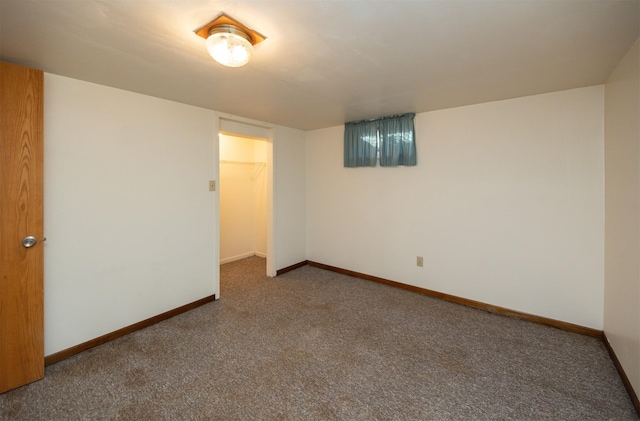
xmin=1 ymin=256 xmax=636 ymax=420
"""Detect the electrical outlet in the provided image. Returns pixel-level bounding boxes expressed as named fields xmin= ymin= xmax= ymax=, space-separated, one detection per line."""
xmin=417 ymin=256 xmax=423 ymax=267
xmin=209 ymin=180 xmax=216 ymax=191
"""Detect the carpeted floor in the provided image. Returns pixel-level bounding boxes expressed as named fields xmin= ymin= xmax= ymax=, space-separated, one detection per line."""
xmin=0 ymin=256 xmax=636 ymax=420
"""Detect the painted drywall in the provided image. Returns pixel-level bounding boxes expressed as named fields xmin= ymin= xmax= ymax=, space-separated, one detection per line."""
xmin=306 ymin=86 xmax=604 ymax=329
xmin=604 ymin=38 xmax=640 ymax=394
xmin=274 ymin=125 xmax=307 ymax=271
xmin=43 ymin=74 xmax=218 ymax=355
xmin=219 ymin=134 xmax=267 ymax=263
xmin=220 ymin=119 xmax=270 ymax=140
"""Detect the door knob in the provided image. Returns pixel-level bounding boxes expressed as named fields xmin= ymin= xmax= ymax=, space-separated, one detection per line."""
xmin=22 ymin=236 xmax=37 ymax=248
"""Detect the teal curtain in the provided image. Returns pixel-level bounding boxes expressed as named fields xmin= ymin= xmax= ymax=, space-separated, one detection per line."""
xmin=379 ymin=113 xmax=416 ymax=166
xmin=344 ymin=113 xmax=416 ymax=167
xmin=344 ymin=120 xmax=378 ymax=167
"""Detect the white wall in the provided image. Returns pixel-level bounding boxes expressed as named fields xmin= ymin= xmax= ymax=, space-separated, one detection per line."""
xmin=274 ymin=125 xmax=307 ymax=271
xmin=604 ymin=38 xmax=640 ymax=394
xmin=307 ymin=86 xmax=604 ymax=329
xmin=219 ymin=134 xmax=267 ymax=263
xmin=44 ymin=74 xmax=218 ymax=355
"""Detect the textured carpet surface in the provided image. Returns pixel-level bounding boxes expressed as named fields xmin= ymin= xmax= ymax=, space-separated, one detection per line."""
xmin=0 ymin=256 xmax=636 ymax=420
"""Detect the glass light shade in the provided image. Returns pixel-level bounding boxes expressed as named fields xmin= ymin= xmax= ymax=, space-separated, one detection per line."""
xmin=206 ymin=31 xmax=253 ymax=68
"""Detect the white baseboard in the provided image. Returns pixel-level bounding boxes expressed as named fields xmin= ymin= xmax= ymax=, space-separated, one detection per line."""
xmin=221 ymin=252 xmax=266 ymax=265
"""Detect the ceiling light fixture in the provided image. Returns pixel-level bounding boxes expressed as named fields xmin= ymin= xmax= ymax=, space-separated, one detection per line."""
xmin=195 ymin=14 xmax=266 ymax=68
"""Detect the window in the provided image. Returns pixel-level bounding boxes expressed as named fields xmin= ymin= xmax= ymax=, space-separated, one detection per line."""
xmin=344 ymin=113 xmax=416 ymax=167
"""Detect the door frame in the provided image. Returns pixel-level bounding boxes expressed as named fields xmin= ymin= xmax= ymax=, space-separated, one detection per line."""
xmin=214 ymin=112 xmax=275 ymax=299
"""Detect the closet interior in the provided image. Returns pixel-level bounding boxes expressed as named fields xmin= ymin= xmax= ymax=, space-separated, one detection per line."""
xmin=219 ymin=134 xmax=267 ymax=264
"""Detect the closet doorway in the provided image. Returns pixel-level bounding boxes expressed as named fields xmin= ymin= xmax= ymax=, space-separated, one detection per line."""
xmin=219 ymin=134 xmax=268 ymax=266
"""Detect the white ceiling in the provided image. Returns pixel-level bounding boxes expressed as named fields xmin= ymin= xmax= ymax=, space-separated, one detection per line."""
xmin=1 ymin=0 xmax=638 ymax=131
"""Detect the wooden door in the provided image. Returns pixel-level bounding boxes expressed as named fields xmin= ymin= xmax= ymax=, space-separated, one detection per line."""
xmin=0 ymin=62 xmax=44 ymax=393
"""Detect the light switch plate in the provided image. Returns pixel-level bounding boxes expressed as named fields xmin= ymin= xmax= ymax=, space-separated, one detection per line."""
xmin=209 ymin=180 xmax=216 ymax=191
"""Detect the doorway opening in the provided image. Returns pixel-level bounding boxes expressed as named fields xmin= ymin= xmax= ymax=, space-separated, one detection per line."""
xmin=214 ymin=112 xmax=275 ymax=300
xmin=219 ymin=134 xmax=268 ymax=265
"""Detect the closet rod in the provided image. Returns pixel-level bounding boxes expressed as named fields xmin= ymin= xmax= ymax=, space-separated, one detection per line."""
xmin=220 ymin=160 xmax=266 ymax=165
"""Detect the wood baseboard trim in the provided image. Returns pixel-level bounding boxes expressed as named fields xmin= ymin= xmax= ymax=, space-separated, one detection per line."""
xmin=307 ymin=261 xmax=603 ymax=338
xmin=276 ymin=260 xmax=309 ymax=276
xmin=44 ymin=295 xmax=216 ymax=366
xmin=603 ymin=333 xmax=640 ymax=417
